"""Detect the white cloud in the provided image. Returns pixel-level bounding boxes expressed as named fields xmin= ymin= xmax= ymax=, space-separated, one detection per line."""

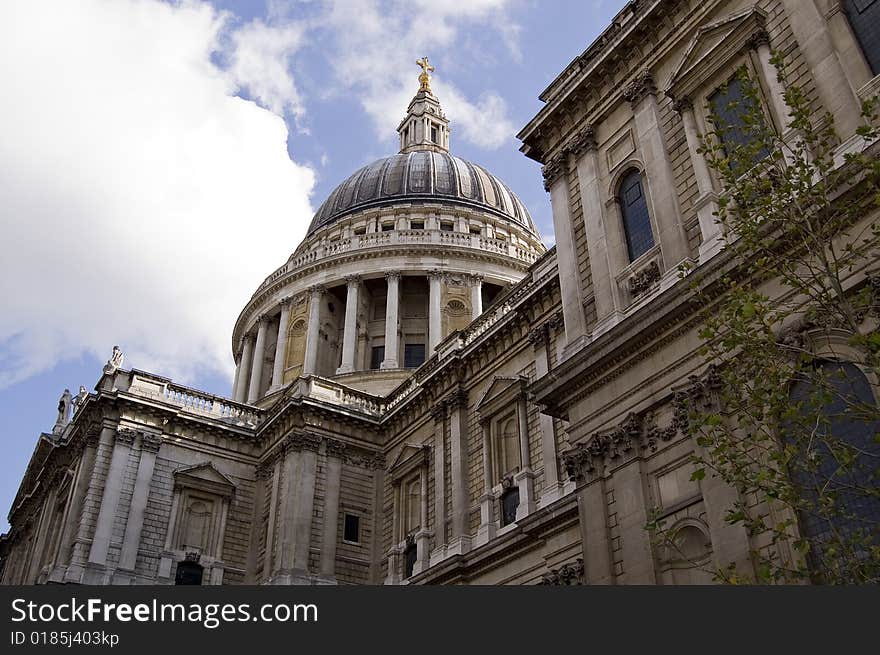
xmin=226 ymin=18 xmax=307 ymax=118
xmin=0 ymin=0 xmax=315 ymax=389
xmin=312 ymin=0 xmax=520 ymax=149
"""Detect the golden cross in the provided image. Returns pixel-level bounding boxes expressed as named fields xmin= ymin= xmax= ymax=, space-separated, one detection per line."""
xmin=416 ymin=56 xmax=435 ymax=91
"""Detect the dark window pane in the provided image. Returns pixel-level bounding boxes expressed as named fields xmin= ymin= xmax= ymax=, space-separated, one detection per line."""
xmin=381 ymin=222 xmax=394 ymax=231
xmin=174 ymin=561 xmax=203 ymax=585
xmin=370 ymin=346 xmax=384 ymax=370
xmin=404 ymin=344 xmax=425 ymax=368
xmin=500 ymin=487 xmax=520 ymax=526
xmin=431 ymin=126 xmax=438 ymax=143
xmin=440 ymin=221 xmax=454 ymax=231
xmin=410 ymin=221 xmax=424 ymax=230
xmin=785 ymin=361 xmax=880 ymax=579
xmin=846 ymin=0 xmax=880 ymax=74
xmin=343 ymin=514 xmax=360 ymax=543
xmin=708 ymin=74 xmax=770 ymax=168
xmin=618 ymin=170 xmax=655 ymax=262
xmin=404 ymin=542 xmax=417 ymax=579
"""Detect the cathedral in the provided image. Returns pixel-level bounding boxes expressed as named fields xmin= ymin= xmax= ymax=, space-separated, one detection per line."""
xmin=2 ymin=0 xmax=878 ymax=585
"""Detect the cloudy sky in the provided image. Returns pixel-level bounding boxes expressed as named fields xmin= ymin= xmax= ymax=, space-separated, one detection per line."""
xmin=0 ymin=0 xmax=625 ymax=528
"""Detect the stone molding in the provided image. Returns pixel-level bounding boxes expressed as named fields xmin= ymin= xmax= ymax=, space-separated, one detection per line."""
xmin=539 ymin=558 xmax=584 ymax=585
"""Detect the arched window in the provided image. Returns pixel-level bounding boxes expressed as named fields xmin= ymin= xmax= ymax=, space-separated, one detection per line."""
xmin=618 ymin=169 xmax=655 ymax=262
xmin=786 ymin=360 xmax=880 ymax=579
xmin=845 ymin=0 xmax=880 ymax=75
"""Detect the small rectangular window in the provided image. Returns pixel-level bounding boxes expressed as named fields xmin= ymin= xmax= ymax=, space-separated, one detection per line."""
xmin=440 ymin=221 xmax=454 ymax=232
xmin=381 ymin=222 xmax=394 ymax=232
xmin=469 ymin=226 xmax=481 ymax=236
xmin=343 ymin=513 xmax=360 ymax=543
xmin=404 ymin=343 xmax=425 ymax=368
xmin=500 ymin=486 xmax=520 ymax=527
xmin=354 ymin=227 xmax=366 ymax=235
xmin=431 ymin=126 xmax=438 ymax=143
xmin=410 ymin=221 xmax=424 ymax=230
xmin=370 ymin=346 xmax=385 ymax=370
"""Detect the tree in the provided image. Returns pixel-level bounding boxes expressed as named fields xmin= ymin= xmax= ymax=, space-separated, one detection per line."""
xmin=647 ymin=53 xmax=880 ymax=584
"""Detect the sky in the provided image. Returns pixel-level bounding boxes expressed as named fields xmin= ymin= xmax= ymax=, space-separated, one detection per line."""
xmin=0 ymin=0 xmax=626 ymax=530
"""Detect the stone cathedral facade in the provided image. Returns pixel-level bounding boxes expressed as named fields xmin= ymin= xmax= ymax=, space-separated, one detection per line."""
xmin=3 ymin=0 xmax=879 ymax=585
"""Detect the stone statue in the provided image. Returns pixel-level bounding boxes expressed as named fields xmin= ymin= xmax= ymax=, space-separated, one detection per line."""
xmin=103 ymin=345 xmax=124 ymax=374
xmin=53 ymin=388 xmax=72 ymax=434
xmin=72 ymin=385 xmax=88 ymax=415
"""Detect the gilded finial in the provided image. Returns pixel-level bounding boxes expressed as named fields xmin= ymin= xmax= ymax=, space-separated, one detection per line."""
xmin=416 ymin=56 xmax=435 ymax=92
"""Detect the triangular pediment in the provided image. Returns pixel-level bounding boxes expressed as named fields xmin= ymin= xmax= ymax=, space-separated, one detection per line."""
xmin=666 ymin=6 xmax=767 ymax=99
xmin=173 ymin=462 xmax=236 ymax=495
xmin=476 ymin=376 xmax=527 ymax=412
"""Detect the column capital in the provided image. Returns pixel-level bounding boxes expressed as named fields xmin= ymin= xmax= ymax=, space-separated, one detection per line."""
xmin=279 ymin=296 xmax=293 ymax=308
xmin=255 ymin=313 xmax=271 ymax=324
xmin=427 ymin=269 xmax=444 ymax=280
xmin=325 ymin=438 xmax=347 ymax=459
xmin=141 ymin=432 xmax=163 ymax=453
xmin=746 ymin=28 xmax=770 ymax=51
xmin=541 ymin=153 xmax=567 ymax=192
xmin=308 ymin=284 xmax=326 ymax=297
xmin=565 ymin=124 xmax=597 ymax=157
xmin=344 ymin=274 xmax=361 ymax=286
xmin=385 ymin=270 xmax=402 ymax=281
xmin=115 ymin=428 xmax=137 ymax=446
xmin=670 ymin=95 xmax=693 ymax=114
xmin=622 ymin=70 xmax=656 ymax=107
xmin=547 ymin=311 xmax=564 ymax=332
xmin=430 ymin=402 xmax=447 ymax=423
xmin=446 ymin=388 xmax=468 ymax=409
xmin=283 ymin=431 xmax=322 ymax=453
xmin=528 ymin=324 xmax=549 ymax=350
xmin=241 ymin=332 xmax=254 ymax=344
xmin=467 ymin=273 xmax=484 ymax=285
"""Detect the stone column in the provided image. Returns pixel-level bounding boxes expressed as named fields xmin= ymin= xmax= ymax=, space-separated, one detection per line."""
xmin=87 ymin=427 xmax=136 ymax=569
xmin=118 ymin=432 xmax=162 ymax=573
xmin=275 ymin=432 xmax=320 ymax=582
xmin=578 ymin=478 xmax=615 ymax=584
xmin=231 ymin=352 xmax=243 ymax=401
xmin=428 ymin=270 xmax=443 ymax=353
xmin=514 ymin=395 xmax=537 ymax=521
xmin=429 ymin=403 xmax=447 ymax=564
xmin=624 ymin=71 xmax=691 ymax=277
xmin=446 ymin=389 xmax=470 ymax=555
xmin=570 ymin=126 xmax=622 ymax=337
xmin=542 ymin=155 xmax=589 ymax=359
xmin=413 ymin=467 xmax=431 ymax=574
xmin=611 ymin=457 xmax=656 ymax=584
xmin=54 ymin=431 xmax=99 ymax=577
xmin=528 ymin=324 xmax=563 ymax=505
xmin=779 ymin=0 xmax=862 ymax=140
xmin=385 ymin=483 xmax=402 ymax=585
xmin=320 ymin=440 xmax=346 ymax=579
xmin=303 ymin=286 xmax=324 ymax=377
xmin=269 ymin=298 xmax=292 ymax=392
xmin=337 ymin=276 xmax=360 ymax=374
xmin=247 ymin=315 xmax=269 ymax=403
xmin=381 ymin=271 xmax=401 ymax=369
xmin=476 ymin=420 xmax=496 ymax=546
xmin=469 ymin=274 xmax=483 ymax=319
xmin=234 ymin=335 xmax=254 ymax=403
xmin=749 ymin=31 xmax=791 ymax=138
xmin=674 ymin=98 xmax=722 ymax=262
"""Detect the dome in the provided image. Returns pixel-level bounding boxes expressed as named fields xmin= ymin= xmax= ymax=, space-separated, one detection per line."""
xmin=308 ymin=152 xmax=537 ymax=235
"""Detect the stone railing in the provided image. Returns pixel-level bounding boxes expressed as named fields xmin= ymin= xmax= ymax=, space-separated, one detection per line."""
xmin=257 ymin=229 xmax=540 ymax=292
xmin=298 ymin=377 xmax=384 ymax=418
xmin=126 ymin=372 xmax=262 ymax=426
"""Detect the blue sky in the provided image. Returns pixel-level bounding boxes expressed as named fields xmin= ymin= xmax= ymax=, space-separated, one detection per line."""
xmin=0 ymin=0 xmax=626 ymax=530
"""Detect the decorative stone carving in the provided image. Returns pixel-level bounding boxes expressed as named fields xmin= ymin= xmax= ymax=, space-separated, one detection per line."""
xmin=671 ymin=96 xmax=693 ymax=114
xmin=541 ymin=153 xmax=566 ymax=191
xmin=623 ymin=70 xmax=656 ymax=106
xmin=546 ymin=311 xmax=564 ymax=332
xmin=565 ymin=125 xmax=597 ymax=157
xmin=539 ymin=558 xmax=584 ymax=585
xmin=430 ymin=402 xmax=447 ymax=423
xmin=325 ymin=438 xmax=347 ymax=459
xmin=308 ymin=285 xmax=326 ymax=297
xmin=629 ymin=260 xmax=661 ymax=297
xmin=71 ymin=385 xmax=88 ymax=416
xmin=53 ymin=389 xmax=72 ymax=434
xmin=346 ymin=450 xmax=386 ymax=470
xmin=142 ymin=432 xmax=163 ymax=453
xmin=385 ymin=270 xmax=402 ymax=281
xmin=102 ymin=345 xmax=124 ymax=374
xmin=284 ymin=431 xmax=322 ymax=452
xmin=445 ymin=388 xmax=469 ymax=409
xmin=344 ymin=274 xmax=361 ymax=286
xmin=528 ymin=324 xmax=549 ymax=350
xmin=115 ymin=428 xmax=138 ymax=446
xmin=746 ymin=28 xmax=770 ymax=51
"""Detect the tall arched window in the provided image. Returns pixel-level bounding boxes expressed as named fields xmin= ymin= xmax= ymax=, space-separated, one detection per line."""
xmin=845 ymin=0 xmax=880 ymax=75
xmin=618 ymin=169 xmax=655 ymax=262
xmin=786 ymin=360 xmax=880 ymax=579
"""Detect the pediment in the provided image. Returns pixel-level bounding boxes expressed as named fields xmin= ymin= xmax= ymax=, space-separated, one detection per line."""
xmin=388 ymin=442 xmax=429 ymax=481
xmin=476 ymin=376 xmax=527 ymax=414
xmin=666 ymin=5 xmax=767 ymax=100
xmin=173 ymin=462 xmax=236 ymax=496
